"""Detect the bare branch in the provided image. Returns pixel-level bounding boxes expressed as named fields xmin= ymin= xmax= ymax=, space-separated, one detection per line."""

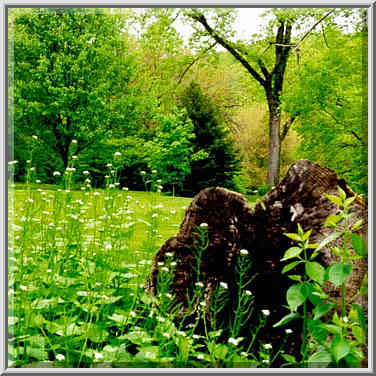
xmin=188 ymin=11 xmax=266 ymax=87
xmin=292 ymin=9 xmax=335 ymax=53
xmin=177 ymin=42 xmax=217 ymax=85
xmin=280 ymin=115 xmax=297 ymax=141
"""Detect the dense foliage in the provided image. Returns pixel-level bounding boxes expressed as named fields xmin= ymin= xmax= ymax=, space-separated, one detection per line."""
xmin=9 ymin=7 xmax=367 ymax=195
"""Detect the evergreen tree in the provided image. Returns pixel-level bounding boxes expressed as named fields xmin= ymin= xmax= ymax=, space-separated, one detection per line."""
xmin=181 ymin=82 xmax=240 ymax=196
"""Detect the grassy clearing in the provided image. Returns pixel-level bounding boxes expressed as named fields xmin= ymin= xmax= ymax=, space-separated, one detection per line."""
xmin=9 ymin=182 xmax=267 ymax=368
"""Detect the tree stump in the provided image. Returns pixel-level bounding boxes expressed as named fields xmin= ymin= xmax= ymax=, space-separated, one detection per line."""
xmin=146 ymin=160 xmax=368 ymax=365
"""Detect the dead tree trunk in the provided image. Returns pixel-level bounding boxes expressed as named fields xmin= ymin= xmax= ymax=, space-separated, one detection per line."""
xmin=146 ymin=160 xmax=367 ymax=365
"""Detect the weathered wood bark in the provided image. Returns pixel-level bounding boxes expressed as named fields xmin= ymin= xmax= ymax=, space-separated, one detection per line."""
xmin=146 ymin=159 xmax=367 ymax=365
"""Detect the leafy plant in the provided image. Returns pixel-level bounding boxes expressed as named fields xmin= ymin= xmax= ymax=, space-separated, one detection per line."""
xmin=274 ymin=186 xmax=367 ymax=367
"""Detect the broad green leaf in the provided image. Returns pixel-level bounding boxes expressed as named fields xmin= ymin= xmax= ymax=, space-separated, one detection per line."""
xmin=307 ymin=350 xmax=332 ymax=367
xmin=321 ymin=324 xmax=342 ymax=335
xmin=338 ymin=187 xmax=347 ymax=201
xmin=135 ymin=346 xmax=159 ymax=362
xmin=350 ymin=233 xmax=367 ymax=256
xmin=273 ymin=312 xmax=300 ymax=328
xmin=344 ymin=353 xmax=362 ymax=368
xmin=288 ymin=275 xmax=302 ymax=282
xmin=344 ymin=196 xmax=356 ymax=208
xmin=328 ymin=262 xmax=352 ymax=287
xmin=281 ymin=247 xmax=302 ymax=261
xmin=27 ymin=335 xmax=45 ymax=348
xmin=286 ymin=284 xmax=306 ymax=311
xmin=27 ymin=347 xmax=49 ymax=361
xmin=302 ymin=229 xmax=312 ymax=241
xmin=281 ymin=353 xmax=297 ymax=364
xmin=122 ymin=330 xmax=153 ymax=345
xmin=325 ymin=194 xmax=342 ymax=207
xmin=313 ymin=302 xmax=335 ymax=320
xmin=352 ymin=325 xmax=365 ymax=344
xmin=352 ymin=304 xmax=366 ymax=332
xmin=352 ymin=219 xmax=363 ymax=230
xmin=315 ymin=232 xmax=341 ymax=252
xmin=324 ymin=215 xmax=342 ymax=228
xmin=212 ymin=343 xmax=228 ymax=359
xmin=281 ymin=260 xmax=302 ymax=274
xmin=87 ymin=324 xmax=109 ymax=343
xmin=284 ymin=233 xmax=302 ymax=242
xmin=331 ymin=335 xmax=350 ymax=362
xmin=108 ymin=313 xmax=127 ymax=325
xmin=305 ymin=261 xmax=325 ymax=285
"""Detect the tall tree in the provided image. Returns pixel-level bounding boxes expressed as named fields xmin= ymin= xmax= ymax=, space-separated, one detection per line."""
xmin=13 ymin=8 xmax=142 ymax=169
xmin=184 ymin=8 xmax=338 ymax=185
xmin=181 ymin=82 xmax=241 ymax=196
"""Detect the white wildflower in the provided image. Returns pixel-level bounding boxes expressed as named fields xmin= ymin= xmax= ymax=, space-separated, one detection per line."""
xmin=72 ymin=155 xmax=77 ymax=159
xmin=56 ymin=354 xmax=65 ymax=361
xmin=170 ymin=261 xmax=177 ymax=266
xmin=36 ymin=179 xmax=41 ymax=183
xmin=129 ymin=311 xmax=136 ymax=318
xmin=140 ymin=171 xmax=146 ymax=175
xmin=196 ymin=282 xmax=204 ymax=288
xmin=241 ymin=352 xmax=248 ymax=357
xmin=162 ymin=333 xmax=170 ymax=338
xmin=245 ymin=290 xmax=252 ymax=296
xmin=19 ymin=285 xmax=27 ymax=291
xmin=165 ymin=252 xmax=173 ymax=257
xmin=157 ymin=317 xmax=165 ymax=322
xmin=199 ymin=301 xmax=206 ymax=307
xmin=343 ymin=316 xmax=349 ymax=323
xmin=228 ymin=337 xmax=243 ymax=346
xmin=105 ymin=243 xmax=112 ymax=250
xmin=94 ymin=352 xmax=103 ymax=361
xmin=161 ymin=266 xmax=169 ymax=272
xmin=8 ymin=160 xmax=18 ymax=165
xmin=263 ymin=343 xmax=272 ymax=350
xmin=151 ymin=169 xmax=157 ymax=174
xmin=262 ymin=359 xmax=269 ymax=364
xmin=114 ymin=151 xmax=121 ymax=156
xmin=30 ymin=167 xmax=36 ymax=171
xmin=220 ymin=282 xmax=228 ymax=289
xmin=177 ymin=331 xmax=187 ymax=337
xmin=93 ymin=192 xmax=100 ymax=196
xmin=28 ymin=198 xmax=34 ymax=203
xmin=200 ymin=222 xmax=208 ymax=228
xmin=262 ymin=309 xmax=270 ymax=316
xmin=53 ymin=171 xmax=61 ymax=176
xmin=32 ymin=135 xmax=38 ymax=140
xmin=192 ymin=334 xmax=201 ymax=339
xmin=106 ymin=163 xmax=112 ymax=167
xmin=285 ymin=329 xmax=293 ymax=334
xmin=197 ymin=354 xmax=204 ymax=360
xmin=157 ymin=262 xmax=164 ymax=266
xmin=240 ymin=249 xmax=249 ymax=255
